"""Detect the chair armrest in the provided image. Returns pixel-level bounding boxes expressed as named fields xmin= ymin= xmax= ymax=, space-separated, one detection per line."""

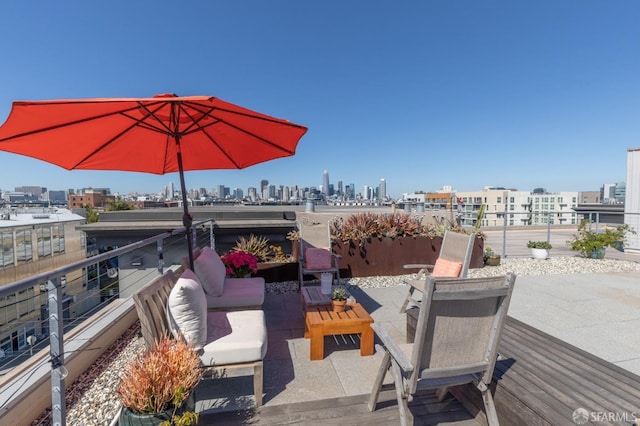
xmin=405 ymin=279 xmax=426 ymax=293
xmin=371 ymin=323 xmax=413 ymax=373
xmin=403 ymin=263 xmax=434 ymax=270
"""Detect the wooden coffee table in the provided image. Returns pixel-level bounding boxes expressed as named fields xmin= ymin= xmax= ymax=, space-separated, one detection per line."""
xmin=304 ymin=303 xmax=374 ymax=361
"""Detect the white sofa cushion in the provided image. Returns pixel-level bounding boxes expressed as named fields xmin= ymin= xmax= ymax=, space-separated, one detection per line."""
xmin=200 ymin=309 xmax=268 ymax=365
xmin=194 ymin=246 xmax=226 ymax=297
xmin=205 ymin=277 xmax=265 ymax=309
xmin=167 ymin=269 xmax=207 ymax=352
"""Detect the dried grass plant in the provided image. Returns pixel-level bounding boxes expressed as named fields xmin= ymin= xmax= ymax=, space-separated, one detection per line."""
xmin=116 ymin=336 xmax=203 ymax=415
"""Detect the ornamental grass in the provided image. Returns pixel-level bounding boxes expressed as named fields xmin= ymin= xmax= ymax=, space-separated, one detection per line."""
xmin=116 ymin=336 xmax=203 ymax=415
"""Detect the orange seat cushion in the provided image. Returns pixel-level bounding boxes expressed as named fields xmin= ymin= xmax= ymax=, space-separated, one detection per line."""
xmin=432 ymin=258 xmax=463 ymax=277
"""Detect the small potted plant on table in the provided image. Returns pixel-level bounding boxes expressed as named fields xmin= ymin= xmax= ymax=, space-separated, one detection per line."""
xmin=527 ymin=241 xmax=552 ymax=260
xmin=331 ymin=287 xmax=348 ymax=312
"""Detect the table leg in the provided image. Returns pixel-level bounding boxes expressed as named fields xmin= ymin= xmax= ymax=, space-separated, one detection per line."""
xmin=309 ymin=323 xmax=324 ymax=360
xmin=360 ymin=325 xmax=374 ymax=356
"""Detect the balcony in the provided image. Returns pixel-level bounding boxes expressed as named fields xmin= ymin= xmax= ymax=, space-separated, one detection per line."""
xmin=1 ymin=209 xmax=640 ymax=425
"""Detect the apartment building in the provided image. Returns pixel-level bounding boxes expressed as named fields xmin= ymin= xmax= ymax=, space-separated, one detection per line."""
xmin=455 ymin=188 xmax=580 ymax=227
xmin=0 ymin=208 xmax=89 ymax=360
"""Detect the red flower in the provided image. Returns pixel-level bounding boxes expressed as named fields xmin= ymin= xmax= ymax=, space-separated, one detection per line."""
xmin=221 ymin=250 xmax=258 ymax=278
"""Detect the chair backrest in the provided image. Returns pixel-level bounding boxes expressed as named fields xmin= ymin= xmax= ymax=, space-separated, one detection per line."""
xmin=132 ymin=269 xmax=178 ymax=348
xmin=297 ymin=213 xmax=332 ymax=254
xmin=410 ymin=273 xmax=516 ymax=393
xmin=438 ymin=230 xmax=476 ymax=277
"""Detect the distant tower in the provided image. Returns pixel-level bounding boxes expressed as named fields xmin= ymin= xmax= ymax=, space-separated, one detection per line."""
xmin=260 ymin=180 xmax=268 ymax=200
xmin=378 ymin=178 xmax=386 ymax=201
xmin=323 ymin=170 xmax=330 ymax=196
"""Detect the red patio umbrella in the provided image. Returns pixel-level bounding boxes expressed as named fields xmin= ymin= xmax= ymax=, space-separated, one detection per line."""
xmin=0 ymin=94 xmax=307 ymax=268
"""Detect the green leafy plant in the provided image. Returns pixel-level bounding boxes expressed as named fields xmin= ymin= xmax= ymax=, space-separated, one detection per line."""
xmin=527 ymin=241 xmax=552 ymax=249
xmin=331 ymin=287 xmax=348 ymax=301
xmin=483 ymin=245 xmax=499 ymax=260
xmin=116 ymin=336 xmax=202 ymax=424
xmin=567 ymin=220 xmax=635 ymax=257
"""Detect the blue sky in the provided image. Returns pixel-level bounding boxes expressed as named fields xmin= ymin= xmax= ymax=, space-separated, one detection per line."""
xmin=0 ymin=1 xmax=638 ymax=198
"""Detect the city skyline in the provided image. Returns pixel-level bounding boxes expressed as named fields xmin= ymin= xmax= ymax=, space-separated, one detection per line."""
xmin=1 ymin=2 xmax=638 ymax=198
xmin=1 ymin=172 xmax=622 ymax=204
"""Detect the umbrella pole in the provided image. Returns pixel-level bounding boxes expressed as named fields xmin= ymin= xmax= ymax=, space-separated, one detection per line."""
xmin=176 ymin=143 xmax=195 ymax=270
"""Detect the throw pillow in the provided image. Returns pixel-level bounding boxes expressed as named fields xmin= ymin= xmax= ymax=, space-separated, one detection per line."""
xmin=194 ymin=246 xmax=226 ymax=297
xmin=166 ymin=269 xmax=207 ymax=352
xmin=432 ymin=258 xmax=463 ymax=277
xmin=304 ymin=247 xmax=332 ymax=269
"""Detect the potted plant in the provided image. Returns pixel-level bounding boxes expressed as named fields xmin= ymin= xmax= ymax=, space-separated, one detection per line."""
xmin=567 ymin=220 xmax=635 ymax=259
xmin=483 ymin=245 xmax=501 ymax=266
xmin=116 ymin=336 xmax=203 ymax=426
xmin=331 ymin=287 xmax=348 ymax=312
xmin=527 ymin=241 xmax=552 ymax=260
xmin=221 ymin=250 xmax=259 ymax=278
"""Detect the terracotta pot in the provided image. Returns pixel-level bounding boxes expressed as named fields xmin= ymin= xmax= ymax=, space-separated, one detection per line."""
xmin=331 ymin=300 xmax=347 ymax=312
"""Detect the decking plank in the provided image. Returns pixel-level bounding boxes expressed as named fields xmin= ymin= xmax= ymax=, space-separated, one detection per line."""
xmin=501 ymin=318 xmax=640 ymax=413
xmin=202 ymin=390 xmax=480 ymax=425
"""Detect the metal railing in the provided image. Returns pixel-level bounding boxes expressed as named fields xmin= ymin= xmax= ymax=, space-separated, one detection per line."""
xmin=0 ymin=218 xmax=215 ymax=426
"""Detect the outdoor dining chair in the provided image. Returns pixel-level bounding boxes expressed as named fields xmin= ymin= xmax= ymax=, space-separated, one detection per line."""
xmin=399 ymin=229 xmax=476 ymax=312
xmin=296 ymin=212 xmax=341 ymax=291
xmin=369 ymin=273 xmax=517 ymax=426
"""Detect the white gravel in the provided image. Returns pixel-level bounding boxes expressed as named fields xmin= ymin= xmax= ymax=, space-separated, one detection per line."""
xmin=34 ymin=256 xmax=640 ymax=425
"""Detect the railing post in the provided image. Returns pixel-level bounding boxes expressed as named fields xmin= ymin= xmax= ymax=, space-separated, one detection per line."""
xmin=502 ymin=191 xmax=508 ymax=257
xmin=209 ymin=220 xmax=215 ymax=250
xmin=157 ymin=239 xmax=164 ymax=274
xmin=48 ymin=277 xmax=66 ymax=426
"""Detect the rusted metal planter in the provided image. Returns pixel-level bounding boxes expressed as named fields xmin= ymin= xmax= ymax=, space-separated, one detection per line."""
xmin=333 ymin=235 xmax=484 ymax=278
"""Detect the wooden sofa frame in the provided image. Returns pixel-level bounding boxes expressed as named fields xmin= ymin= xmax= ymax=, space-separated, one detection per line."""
xmin=132 ymin=268 xmax=264 ymax=406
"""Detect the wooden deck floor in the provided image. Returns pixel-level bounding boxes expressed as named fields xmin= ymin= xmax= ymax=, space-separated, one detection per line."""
xmin=204 ymin=389 xmax=481 ymax=425
xmin=454 ymin=316 xmax=640 ymax=426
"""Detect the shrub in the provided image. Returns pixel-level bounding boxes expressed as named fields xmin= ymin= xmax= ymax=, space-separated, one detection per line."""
xmin=567 ymin=220 xmax=635 ymax=257
xmin=116 ymin=336 xmax=202 ymax=416
xmin=527 ymin=241 xmax=552 ymax=249
xmin=232 ymin=234 xmax=270 ymax=262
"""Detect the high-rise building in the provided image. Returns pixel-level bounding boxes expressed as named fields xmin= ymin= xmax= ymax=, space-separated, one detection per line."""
xmin=363 ymin=185 xmax=370 ymax=200
xmin=260 ymin=180 xmax=268 ymax=199
xmin=323 ymin=170 xmax=330 ymax=196
xmin=378 ymin=178 xmax=386 ymax=201
xmin=248 ymin=187 xmax=257 ymax=202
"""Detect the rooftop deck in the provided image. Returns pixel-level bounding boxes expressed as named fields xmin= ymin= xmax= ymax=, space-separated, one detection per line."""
xmin=190 ymin=270 xmax=640 ymax=425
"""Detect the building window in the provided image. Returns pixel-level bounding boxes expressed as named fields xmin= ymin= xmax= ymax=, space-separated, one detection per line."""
xmin=37 ymin=226 xmax=52 ymax=258
xmin=1 ymin=231 xmax=13 ymax=269
xmin=15 ymin=229 xmax=32 ymax=264
xmin=52 ymin=224 xmax=65 ymax=253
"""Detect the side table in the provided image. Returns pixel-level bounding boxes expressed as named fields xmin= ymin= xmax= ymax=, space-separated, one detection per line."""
xmin=304 ymin=303 xmax=374 ymax=361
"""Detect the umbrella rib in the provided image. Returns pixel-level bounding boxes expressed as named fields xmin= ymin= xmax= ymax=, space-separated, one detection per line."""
xmin=182 ymin=102 xmax=301 ymax=156
xmin=66 ymin=102 xmax=172 ymax=169
xmin=0 ymin=104 xmax=146 ymax=143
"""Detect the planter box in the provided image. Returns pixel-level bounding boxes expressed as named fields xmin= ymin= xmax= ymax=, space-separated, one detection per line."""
xmin=333 ymin=235 xmax=484 ymax=278
xmin=256 ymin=262 xmax=299 ymax=283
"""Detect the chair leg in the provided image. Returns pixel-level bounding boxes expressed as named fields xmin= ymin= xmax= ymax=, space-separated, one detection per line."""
xmin=367 ymin=350 xmax=390 ymax=412
xmin=435 ymin=386 xmax=449 ymax=401
xmin=478 ymin=381 xmax=499 ymax=426
xmin=399 ymin=286 xmax=415 ymax=313
xmin=254 ymin=361 xmax=264 ymax=407
xmin=390 ymin=358 xmax=412 ymax=426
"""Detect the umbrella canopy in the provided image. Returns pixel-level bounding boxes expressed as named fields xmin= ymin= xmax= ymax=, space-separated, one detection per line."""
xmin=0 ymin=94 xmax=308 ymax=268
